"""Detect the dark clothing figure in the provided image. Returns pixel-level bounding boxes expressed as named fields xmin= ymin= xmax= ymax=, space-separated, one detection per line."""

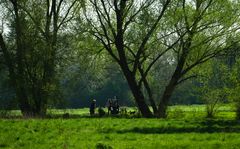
xmin=106 ymin=96 xmax=120 ymax=115
xmin=111 ymin=99 xmax=119 ymax=115
xmin=90 ymin=99 xmax=96 ymax=116
xmin=106 ymin=99 xmax=113 ymax=115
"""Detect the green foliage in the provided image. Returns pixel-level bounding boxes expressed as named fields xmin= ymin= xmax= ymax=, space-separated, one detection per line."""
xmin=193 ymin=37 xmax=240 ymax=118
xmin=225 ymin=58 xmax=240 ymax=119
xmin=195 ymin=60 xmax=229 ymax=118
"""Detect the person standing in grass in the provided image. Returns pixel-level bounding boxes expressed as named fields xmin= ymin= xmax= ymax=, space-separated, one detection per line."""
xmin=90 ymin=99 xmax=96 ymax=116
xmin=106 ymin=98 xmax=113 ymax=115
xmin=112 ymin=96 xmax=120 ymax=114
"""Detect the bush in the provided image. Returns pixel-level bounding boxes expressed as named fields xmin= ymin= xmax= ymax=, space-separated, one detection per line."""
xmin=98 ymin=107 xmax=106 ymax=117
xmin=236 ymin=103 xmax=240 ymax=120
xmin=0 ymin=110 xmax=10 ymax=118
xmin=95 ymin=143 xmax=112 ymax=149
xmin=62 ymin=113 xmax=70 ymax=118
xmin=170 ymin=108 xmax=185 ymax=119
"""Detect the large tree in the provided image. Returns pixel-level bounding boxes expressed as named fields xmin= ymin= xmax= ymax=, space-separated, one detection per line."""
xmin=84 ymin=0 xmax=171 ymax=117
xmin=0 ymin=0 xmax=81 ymax=116
xmin=84 ymin=0 xmax=239 ymax=118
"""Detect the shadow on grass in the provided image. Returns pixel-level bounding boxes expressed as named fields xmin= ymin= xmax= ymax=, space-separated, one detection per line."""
xmin=0 ymin=113 xmax=144 ymax=119
xmin=100 ymin=120 xmax=240 ymax=134
xmin=116 ymin=126 xmax=240 ymax=134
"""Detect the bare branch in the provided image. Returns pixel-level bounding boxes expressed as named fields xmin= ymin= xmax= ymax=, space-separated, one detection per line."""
xmin=18 ymin=4 xmax=46 ymax=38
xmin=137 ymin=38 xmax=179 ymax=87
xmin=100 ymin=0 xmax=116 ymax=38
xmin=123 ymin=0 xmax=154 ymax=32
xmin=57 ymin=0 xmax=78 ymax=30
xmin=89 ymin=0 xmax=117 ymax=61
xmin=177 ymin=75 xmax=198 ymax=85
xmin=133 ymin=0 xmax=171 ymax=74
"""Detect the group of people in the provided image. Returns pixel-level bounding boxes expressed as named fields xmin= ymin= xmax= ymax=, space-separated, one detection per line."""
xmin=106 ymin=97 xmax=119 ymax=115
xmin=89 ymin=96 xmax=120 ymax=116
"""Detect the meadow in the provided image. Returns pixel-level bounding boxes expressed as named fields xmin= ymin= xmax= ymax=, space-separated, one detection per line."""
xmin=0 ymin=105 xmax=240 ymax=149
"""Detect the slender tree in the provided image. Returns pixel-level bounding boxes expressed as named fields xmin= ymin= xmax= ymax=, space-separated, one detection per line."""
xmin=157 ymin=0 xmax=240 ymax=117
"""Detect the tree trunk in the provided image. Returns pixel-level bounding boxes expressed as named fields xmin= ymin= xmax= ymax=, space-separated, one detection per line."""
xmin=157 ymin=53 xmax=186 ymax=118
xmin=157 ymin=78 xmax=177 ymax=118
xmin=1 ymin=31 xmax=33 ymax=117
xmin=11 ymin=0 xmax=34 ymax=117
xmin=143 ymin=77 xmax=158 ymax=115
xmin=33 ymin=83 xmax=47 ymax=116
xmin=138 ymin=66 xmax=158 ymax=115
xmin=122 ymin=67 xmax=153 ymax=118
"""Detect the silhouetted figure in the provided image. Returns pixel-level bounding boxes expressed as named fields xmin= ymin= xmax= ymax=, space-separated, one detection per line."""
xmin=90 ymin=99 xmax=96 ymax=116
xmin=111 ymin=97 xmax=120 ymax=115
xmin=106 ymin=98 xmax=113 ymax=115
xmin=115 ymin=99 xmax=119 ymax=113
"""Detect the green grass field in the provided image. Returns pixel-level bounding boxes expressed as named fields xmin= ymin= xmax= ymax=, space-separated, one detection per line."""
xmin=0 ymin=105 xmax=240 ymax=149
